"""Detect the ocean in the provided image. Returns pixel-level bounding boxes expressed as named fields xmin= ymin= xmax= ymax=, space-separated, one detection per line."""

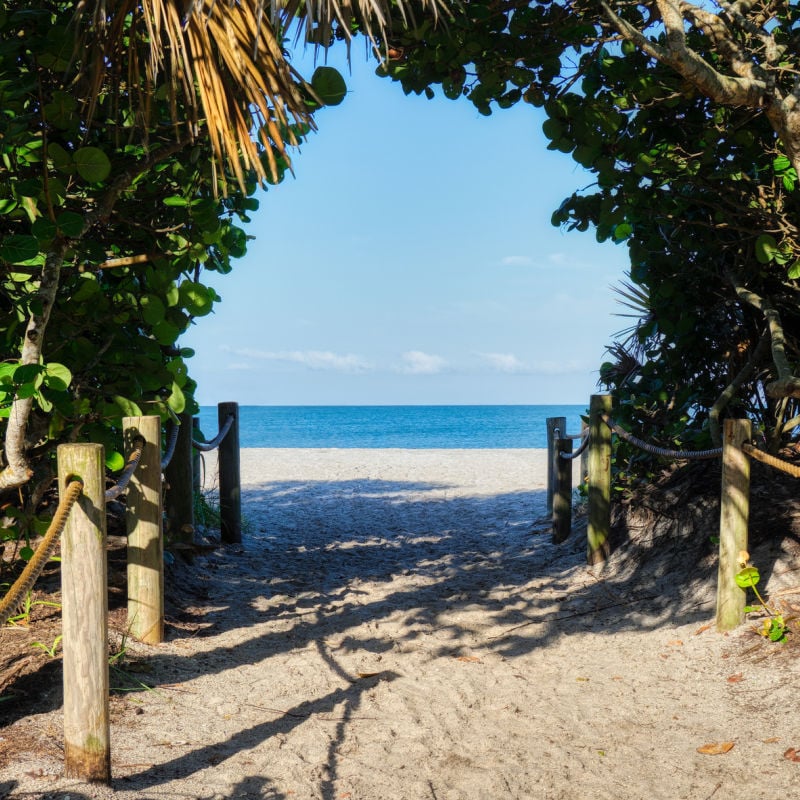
xmin=196 ymin=405 xmax=587 ymax=449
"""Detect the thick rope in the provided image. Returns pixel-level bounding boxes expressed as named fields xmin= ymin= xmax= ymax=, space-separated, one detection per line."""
xmin=105 ymin=436 xmax=145 ymax=501
xmin=559 ymin=431 xmax=590 ymax=461
xmin=192 ymin=413 xmax=234 ymax=452
xmin=0 ymin=479 xmax=83 ymax=627
xmin=601 ymin=414 xmax=723 ymax=460
xmin=742 ymin=443 xmax=800 ymax=478
xmin=161 ymin=419 xmax=180 ymax=470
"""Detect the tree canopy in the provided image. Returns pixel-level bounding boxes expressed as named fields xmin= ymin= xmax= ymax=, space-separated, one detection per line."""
xmin=368 ymin=0 xmax=800 ymax=480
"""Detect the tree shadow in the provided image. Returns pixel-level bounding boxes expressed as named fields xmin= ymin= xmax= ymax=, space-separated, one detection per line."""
xmin=8 ymin=459 xmax=793 ymax=797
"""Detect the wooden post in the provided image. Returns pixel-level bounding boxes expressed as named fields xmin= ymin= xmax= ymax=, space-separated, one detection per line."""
xmin=546 ymin=416 xmax=567 ymax=518
xmin=580 ymin=419 xmax=589 ymax=487
xmin=58 ymin=443 xmax=110 ymax=783
xmin=716 ymin=418 xmax=751 ymax=631
xmin=587 ymin=394 xmax=613 ymax=565
xmin=124 ymin=415 xmax=164 ymax=643
xmin=552 ymin=437 xmax=573 ymax=544
xmin=218 ymin=401 xmax=241 ymax=544
xmin=192 ymin=417 xmax=202 ymax=494
xmin=165 ymin=411 xmax=194 ymax=546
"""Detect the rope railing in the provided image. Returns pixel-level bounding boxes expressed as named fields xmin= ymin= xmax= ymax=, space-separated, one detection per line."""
xmin=742 ymin=442 xmax=800 ymax=478
xmin=105 ymin=435 xmax=145 ymax=501
xmin=161 ymin=418 xmax=180 ymax=470
xmin=548 ymin=396 xmax=800 ymax=635
xmin=559 ymin=432 xmax=590 ymax=461
xmin=0 ymin=478 xmax=83 ymax=627
xmin=600 ymin=413 xmax=723 ymax=460
xmin=192 ymin=412 xmax=235 ymax=452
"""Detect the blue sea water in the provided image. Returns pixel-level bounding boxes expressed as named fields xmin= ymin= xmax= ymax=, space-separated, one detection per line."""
xmin=197 ymin=405 xmax=586 ymax=449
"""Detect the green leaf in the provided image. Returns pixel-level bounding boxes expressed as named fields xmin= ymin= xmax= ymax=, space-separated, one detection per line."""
xmin=74 ymin=147 xmax=111 ymax=183
xmin=735 ymin=566 xmax=760 ymax=589
xmin=13 ymin=363 xmax=43 ymax=387
xmin=31 ymin=218 xmax=57 ymax=242
xmin=179 ymin=280 xmax=214 ymax=316
xmin=788 ymin=259 xmax=800 ymax=280
xmin=105 ymin=450 xmax=126 ymax=472
xmin=56 ymin=211 xmax=84 ymax=238
xmin=167 ymin=381 xmax=186 ymax=414
xmin=0 ymin=235 xmax=40 ymax=264
xmin=43 ymin=362 xmax=72 ymax=391
xmin=163 ymin=196 xmax=190 ymax=207
xmin=311 ymin=66 xmax=347 ymax=106
xmin=773 ymin=155 xmax=792 ymax=172
xmin=140 ymin=294 xmax=166 ymax=325
xmin=755 ymin=234 xmax=779 ymax=264
xmin=47 ymin=142 xmax=73 ymax=171
xmin=112 ymin=395 xmax=143 ymax=418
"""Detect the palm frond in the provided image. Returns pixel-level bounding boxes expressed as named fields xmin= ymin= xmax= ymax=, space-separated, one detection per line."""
xmin=73 ymin=0 xmax=447 ymax=192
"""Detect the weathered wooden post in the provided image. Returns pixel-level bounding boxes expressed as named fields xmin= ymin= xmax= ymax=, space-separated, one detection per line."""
xmin=552 ymin=436 xmax=573 ymax=544
xmin=218 ymin=401 xmax=241 ymax=544
xmin=124 ymin=415 xmax=164 ymax=643
xmin=716 ymin=418 xmax=752 ymax=631
xmin=165 ymin=411 xmax=194 ymax=546
xmin=580 ymin=419 xmax=589 ymax=486
xmin=546 ymin=416 xmax=567 ymax=518
xmin=192 ymin=416 xmax=202 ymax=494
xmin=58 ymin=443 xmax=110 ymax=783
xmin=587 ymin=394 xmax=613 ymax=565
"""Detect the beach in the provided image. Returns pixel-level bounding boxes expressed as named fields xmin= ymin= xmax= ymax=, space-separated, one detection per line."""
xmin=2 ymin=448 xmax=800 ymax=799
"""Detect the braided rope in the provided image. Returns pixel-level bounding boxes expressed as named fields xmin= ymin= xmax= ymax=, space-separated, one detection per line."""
xmin=559 ymin=432 xmax=590 ymax=461
xmin=192 ymin=413 xmax=234 ymax=452
xmin=742 ymin=443 xmax=800 ymax=478
xmin=105 ymin=436 xmax=145 ymax=501
xmin=0 ymin=479 xmax=83 ymax=627
xmin=601 ymin=414 xmax=723 ymax=460
xmin=161 ymin=419 xmax=180 ymax=470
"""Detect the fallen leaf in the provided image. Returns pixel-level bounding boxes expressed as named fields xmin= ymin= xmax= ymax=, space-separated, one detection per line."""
xmin=694 ymin=623 xmax=713 ymax=635
xmin=575 ymin=677 xmax=589 ymax=682
xmin=764 ymin=737 xmax=780 ymax=744
xmin=356 ymin=672 xmax=382 ymax=679
xmin=667 ymin=639 xmax=683 ymax=646
xmin=697 ymin=742 xmax=735 ymax=755
xmin=726 ymin=673 xmax=744 ymax=683
xmin=784 ymin=748 xmax=800 ymax=763
xmin=455 ymin=656 xmax=481 ymax=663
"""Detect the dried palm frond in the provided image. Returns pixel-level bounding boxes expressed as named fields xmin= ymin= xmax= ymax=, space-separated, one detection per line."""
xmin=72 ymin=0 xmax=447 ymax=192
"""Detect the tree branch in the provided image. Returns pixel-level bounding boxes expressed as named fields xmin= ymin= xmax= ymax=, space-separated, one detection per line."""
xmin=728 ymin=273 xmax=800 ymax=399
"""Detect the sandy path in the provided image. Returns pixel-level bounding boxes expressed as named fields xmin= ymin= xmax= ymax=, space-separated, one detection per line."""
xmin=2 ymin=449 xmax=800 ymax=799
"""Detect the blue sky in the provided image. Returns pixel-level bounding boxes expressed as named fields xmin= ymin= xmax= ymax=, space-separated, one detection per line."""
xmin=184 ymin=47 xmax=629 ymax=406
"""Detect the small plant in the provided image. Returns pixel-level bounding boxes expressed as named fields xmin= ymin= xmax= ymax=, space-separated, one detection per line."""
xmin=6 ymin=591 xmax=61 ymax=627
xmin=736 ymin=550 xmax=792 ymax=643
xmin=31 ymin=634 xmax=63 ymax=658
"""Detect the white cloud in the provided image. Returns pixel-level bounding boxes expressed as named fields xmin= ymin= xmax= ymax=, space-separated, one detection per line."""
xmin=397 ymin=351 xmax=447 ymax=375
xmin=500 ymin=255 xmax=534 ymax=267
xmin=224 ymin=347 xmax=372 ymax=373
xmin=478 ymin=352 xmax=528 ymax=373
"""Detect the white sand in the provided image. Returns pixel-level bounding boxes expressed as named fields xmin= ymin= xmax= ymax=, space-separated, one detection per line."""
xmin=3 ymin=449 xmax=800 ymax=799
